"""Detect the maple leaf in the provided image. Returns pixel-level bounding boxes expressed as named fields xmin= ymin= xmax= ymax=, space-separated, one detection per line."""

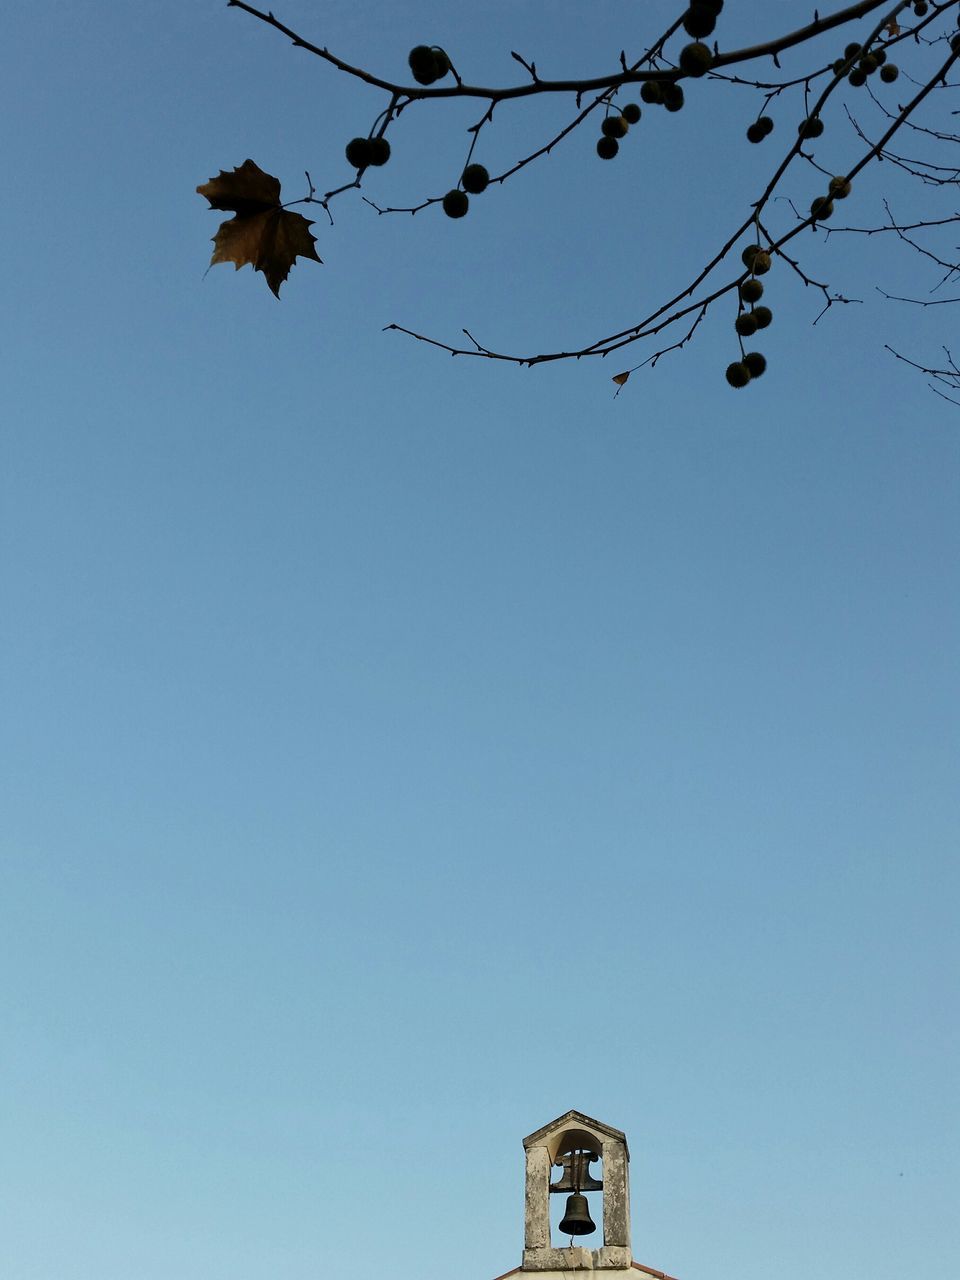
xmin=197 ymin=159 xmax=321 ymax=298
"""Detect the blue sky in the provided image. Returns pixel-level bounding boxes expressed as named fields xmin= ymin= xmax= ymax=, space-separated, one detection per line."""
xmin=2 ymin=3 xmax=958 ymax=1279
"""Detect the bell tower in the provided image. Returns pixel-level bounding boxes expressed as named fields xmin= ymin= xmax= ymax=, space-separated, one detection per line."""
xmin=521 ymin=1110 xmax=631 ymax=1272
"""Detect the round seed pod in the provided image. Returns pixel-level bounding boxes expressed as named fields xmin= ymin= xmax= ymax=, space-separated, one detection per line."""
xmin=679 ymin=41 xmax=713 ymax=77
xmin=726 ymin=361 xmax=751 ymax=388
xmin=442 ymin=189 xmax=469 ymax=218
xmin=640 ymin=80 xmax=664 ymax=104
xmin=828 ymin=176 xmax=852 ymax=198
xmin=461 ymin=164 xmax=490 ymax=193
xmin=743 ymin=351 xmax=767 ymax=378
xmin=683 ymin=5 xmax=716 ymax=39
xmin=345 ymin=137 xmax=371 ymax=168
xmin=596 ymin=136 xmax=620 ymax=159
xmin=753 ymin=305 xmax=773 ymax=328
xmin=601 ymin=114 xmax=629 ymax=139
xmin=751 ymin=251 xmax=772 ymax=275
xmin=622 ymin=103 xmax=642 ymax=124
xmin=810 ymin=196 xmax=834 ymax=220
xmin=735 ymin=312 xmax=759 ymax=337
xmin=740 ymin=278 xmax=764 ymax=303
xmin=408 ymin=45 xmax=438 ymax=84
xmin=880 ymin=63 xmax=899 ymax=82
xmin=741 ymin=243 xmax=763 ymax=268
xmin=366 ymin=137 xmax=391 ymax=166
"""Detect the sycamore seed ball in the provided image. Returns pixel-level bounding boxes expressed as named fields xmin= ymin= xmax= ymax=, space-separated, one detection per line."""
xmin=679 ymin=42 xmax=713 ymax=77
xmin=743 ymin=352 xmax=767 ymax=378
xmin=752 ymin=251 xmax=772 ymax=275
xmin=745 ymin=115 xmax=774 ymax=144
xmin=880 ymin=63 xmax=899 ymax=82
xmin=740 ymin=278 xmax=764 ymax=303
xmin=735 ymin=313 xmax=759 ymax=337
xmin=461 ymin=164 xmax=489 ymax=194
xmin=622 ymin=103 xmax=642 ymax=124
xmin=683 ymin=5 xmax=717 ymax=39
xmin=741 ymin=243 xmax=763 ymax=268
xmin=663 ymin=84 xmax=685 ymax=111
xmin=798 ymin=116 xmax=824 ymax=139
xmin=366 ymin=137 xmax=391 ymax=166
xmin=408 ymin=44 xmax=450 ymax=85
xmin=753 ymin=305 xmax=772 ymax=328
xmin=345 ymin=137 xmax=371 ymax=168
xmin=442 ymin=189 xmax=469 ymax=218
xmin=596 ymin=136 xmax=619 ymax=159
xmin=602 ymin=114 xmax=629 ymax=139
xmin=829 ymin=175 xmax=852 ymax=198
xmin=408 ymin=45 xmax=433 ymax=70
xmin=810 ymin=196 xmax=834 ymax=220
xmin=641 ymin=80 xmax=663 ymax=104
xmin=848 ymin=67 xmax=867 ymax=86
xmin=408 ymin=45 xmax=439 ymax=84
xmin=726 ymin=362 xmax=751 ymax=388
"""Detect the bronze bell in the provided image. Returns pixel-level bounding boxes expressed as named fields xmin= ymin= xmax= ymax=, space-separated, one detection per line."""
xmin=559 ymin=1192 xmax=596 ymax=1236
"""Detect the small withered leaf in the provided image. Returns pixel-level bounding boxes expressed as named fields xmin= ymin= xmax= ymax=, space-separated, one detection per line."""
xmin=197 ymin=160 xmax=321 ymax=297
xmin=197 ymin=159 xmax=281 ymax=215
xmin=209 ymin=207 xmax=322 ymax=298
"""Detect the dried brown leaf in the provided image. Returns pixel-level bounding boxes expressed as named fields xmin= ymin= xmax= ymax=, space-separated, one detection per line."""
xmin=208 ymin=206 xmax=321 ymax=298
xmin=612 ymin=371 xmax=630 ymax=386
xmin=197 ymin=159 xmax=321 ymax=297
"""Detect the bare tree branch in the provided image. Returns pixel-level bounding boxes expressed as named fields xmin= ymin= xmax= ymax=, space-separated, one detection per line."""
xmin=204 ymin=0 xmax=960 ymax=397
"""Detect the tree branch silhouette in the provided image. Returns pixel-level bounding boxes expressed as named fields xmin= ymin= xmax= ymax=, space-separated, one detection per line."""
xmin=205 ymin=0 xmax=960 ymax=393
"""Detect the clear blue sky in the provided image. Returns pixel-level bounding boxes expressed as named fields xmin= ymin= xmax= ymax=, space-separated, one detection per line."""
xmin=2 ymin=3 xmax=958 ymax=1279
